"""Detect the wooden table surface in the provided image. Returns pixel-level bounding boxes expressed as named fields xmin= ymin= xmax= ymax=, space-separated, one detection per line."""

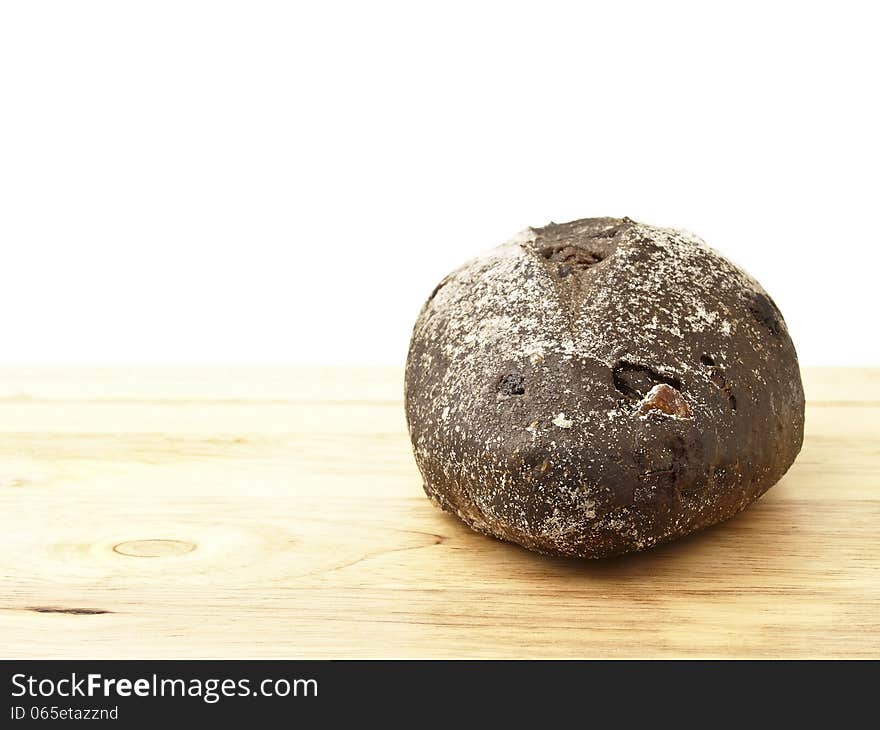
xmin=0 ymin=367 xmax=877 ymax=659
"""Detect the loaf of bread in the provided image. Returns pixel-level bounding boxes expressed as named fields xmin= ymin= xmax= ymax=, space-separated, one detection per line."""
xmin=405 ymin=217 xmax=804 ymax=558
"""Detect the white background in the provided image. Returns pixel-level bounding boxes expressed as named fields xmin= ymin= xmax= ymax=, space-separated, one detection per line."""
xmin=1 ymin=1 xmax=876 ymax=365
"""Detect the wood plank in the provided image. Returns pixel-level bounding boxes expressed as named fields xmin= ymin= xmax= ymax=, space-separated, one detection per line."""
xmin=0 ymin=367 xmax=877 ymax=658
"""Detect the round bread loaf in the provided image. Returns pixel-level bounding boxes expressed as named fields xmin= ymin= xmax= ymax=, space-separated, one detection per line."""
xmin=405 ymin=217 xmax=804 ymax=558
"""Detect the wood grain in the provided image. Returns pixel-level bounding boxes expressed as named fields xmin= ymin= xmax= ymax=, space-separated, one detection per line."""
xmin=0 ymin=367 xmax=877 ymax=658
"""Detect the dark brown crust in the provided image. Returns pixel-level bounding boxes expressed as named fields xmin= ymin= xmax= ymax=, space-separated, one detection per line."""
xmin=405 ymin=217 xmax=804 ymax=558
